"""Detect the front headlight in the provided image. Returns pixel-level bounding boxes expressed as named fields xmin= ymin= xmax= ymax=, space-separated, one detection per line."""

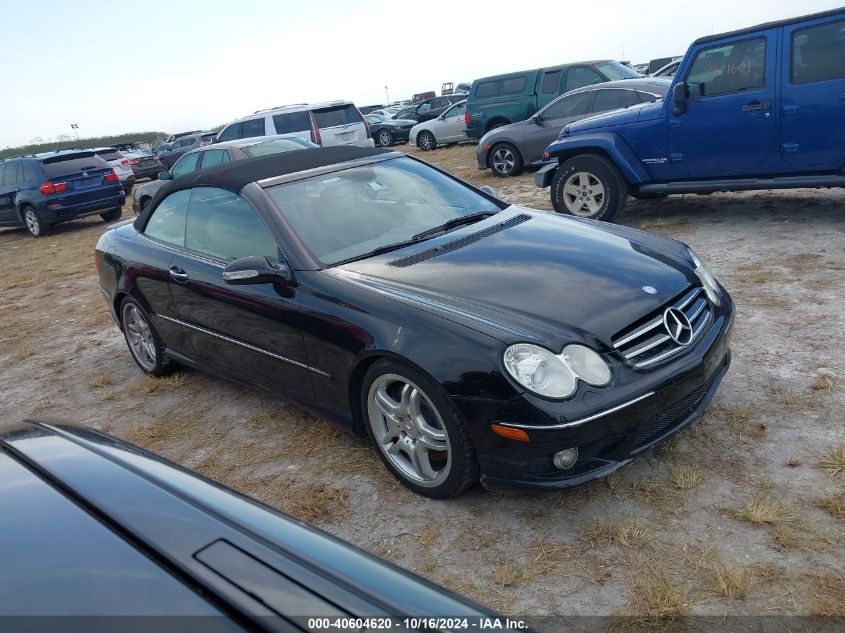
xmin=503 ymin=343 xmax=611 ymax=399
xmin=688 ymin=248 xmax=721 ymax=306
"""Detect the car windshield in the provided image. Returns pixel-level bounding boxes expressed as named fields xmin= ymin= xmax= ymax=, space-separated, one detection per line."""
xmin=266 ymin=156 xmax=502 ymax=266
xmin=243 ymin=138 xmax=312 ymax=157
xmin=595 ymin=60 xmax=643 ymax=80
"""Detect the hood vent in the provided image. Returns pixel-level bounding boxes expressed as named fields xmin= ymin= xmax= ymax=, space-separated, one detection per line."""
xmin=388 ymin=213 xmax=530 ymax=267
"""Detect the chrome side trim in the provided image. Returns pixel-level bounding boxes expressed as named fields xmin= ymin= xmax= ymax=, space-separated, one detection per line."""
xmin=157 ymin=314 xmax=330 ymax=378
xmin=498 ymin=391 xmax=656 ymax=431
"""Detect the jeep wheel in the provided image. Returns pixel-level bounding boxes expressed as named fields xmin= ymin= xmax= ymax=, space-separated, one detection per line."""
xmin=551 ymin=154 xmax=627 ymax=222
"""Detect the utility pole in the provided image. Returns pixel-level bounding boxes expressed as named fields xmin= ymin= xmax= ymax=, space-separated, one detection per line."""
xmin=385 ymin=86 xmax=389 ymax=105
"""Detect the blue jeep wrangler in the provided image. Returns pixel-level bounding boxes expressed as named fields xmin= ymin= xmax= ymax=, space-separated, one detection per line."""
xmin=536 ymin=8 xmax=845 ymax=222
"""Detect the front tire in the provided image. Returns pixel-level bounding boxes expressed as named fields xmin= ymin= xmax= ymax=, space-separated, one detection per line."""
xmin=376 ymin=129 xmax=394 ymax=147
xmin=489 ymin=142 xmax=523 ymax=177
xmin=550 ymin=153 xmax=627 ymax=222
xmin=22 ymin=206 xmax=49 ymax=238
xmin=101 ymin=207 xmax=122 ymax=222
xmin=417 ymin=131 xmax=436 ymax=151
xmin=120 ymin=297 xmax=173 ymax=376
xmin=362 ymin=359 xmax=478 ymax=498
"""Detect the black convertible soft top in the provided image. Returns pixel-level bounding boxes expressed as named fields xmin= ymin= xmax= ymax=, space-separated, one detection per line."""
xmin=134 ymin=146 xmax=391 ymax=232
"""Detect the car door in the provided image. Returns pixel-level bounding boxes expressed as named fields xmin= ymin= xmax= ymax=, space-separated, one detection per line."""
xmin=166 ymin=187 xmax=313 ymax=399
xmin=522 ymin=91 xmax=593 ymax=164
xmin=169 ymin=151 xmax=202 ymax=179
xmin=669 ymin=33 xmax=776 ymax=176
xmin=136 ymin=189 xmax=193 ymax=355
xmin=435 ymin=102 xmax=467 ymax=142
xmin=781 ymin=16 xmax=845 ymax=169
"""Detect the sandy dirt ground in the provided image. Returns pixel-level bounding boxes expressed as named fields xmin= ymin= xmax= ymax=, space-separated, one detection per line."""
xmin=1 ymin=143 xmax=843 ymax=622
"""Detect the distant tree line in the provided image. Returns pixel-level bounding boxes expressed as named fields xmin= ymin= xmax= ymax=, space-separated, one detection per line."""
xmin=0 ymin=131 xmax=169 ymax=159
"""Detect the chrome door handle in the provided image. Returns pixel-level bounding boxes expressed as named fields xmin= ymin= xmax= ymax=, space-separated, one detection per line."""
xmin=169 ymin=266 xmax=189 ymax=282
xmin=741 ymin=101 xmax=769 ymax=113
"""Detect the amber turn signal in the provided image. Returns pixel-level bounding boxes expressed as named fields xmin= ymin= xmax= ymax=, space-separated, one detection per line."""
xmin=490 ymin=424 xmax=530 ymax=442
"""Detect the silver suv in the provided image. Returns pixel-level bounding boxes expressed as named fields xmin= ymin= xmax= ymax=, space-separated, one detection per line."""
xmin=217 ymin=101 xmax=374 ymax=148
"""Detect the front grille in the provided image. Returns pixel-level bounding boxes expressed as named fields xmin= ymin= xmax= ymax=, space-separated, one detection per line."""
xmin=612 ymin=287 xmax=711 ymax=369
xmin=632 ymin=355 xmax=727 ymax=450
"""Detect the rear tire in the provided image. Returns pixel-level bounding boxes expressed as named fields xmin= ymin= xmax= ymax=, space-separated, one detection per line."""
xmin=100 ymin=207 xmax=122 ymax=222
xmin=376 ymin=129 xmax=394 ymax=147
xmin=417 ymin=131 xmax=436 ymax=151
xmin=550 ymin=154 xmax=628 ymax=222
xmin=119 ymin=297 xmax=174 ymax=376
xmin=489 ymin=142 xmax=523 ymax=177
xmin=22 ymin=206 xmax=49 ymax=238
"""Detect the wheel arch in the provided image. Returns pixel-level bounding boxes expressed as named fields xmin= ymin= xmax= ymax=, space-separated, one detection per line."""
xmin=546 ymin=133 xmax=649 ymax=185
xmin=483 ymin=117 xmax=511 ymax=134
xmin=347 ymin=350 xmax=454 ymax=438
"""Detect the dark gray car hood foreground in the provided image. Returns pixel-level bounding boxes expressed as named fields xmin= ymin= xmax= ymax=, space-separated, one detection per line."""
xmin=332 ymin=208 xmax=695 ymax=349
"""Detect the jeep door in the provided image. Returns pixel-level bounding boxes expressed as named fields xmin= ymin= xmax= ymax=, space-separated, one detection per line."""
xmin=669 ymin=32 xmax=777 ymax=175
xmin=781 ymin=15 xmax=845 ymax=169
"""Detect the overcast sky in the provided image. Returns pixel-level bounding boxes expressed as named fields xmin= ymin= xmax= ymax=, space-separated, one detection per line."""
xmin=0 ymin=0 xmax=838 ymax=148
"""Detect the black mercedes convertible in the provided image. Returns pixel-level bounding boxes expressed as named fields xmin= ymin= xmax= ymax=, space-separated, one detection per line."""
xmin=95 ymin=146 xmax=734 ymax=498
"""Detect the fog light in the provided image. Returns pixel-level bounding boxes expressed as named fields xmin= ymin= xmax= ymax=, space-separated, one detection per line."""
xmin=553 ymin=448 xmax=579 ymax=470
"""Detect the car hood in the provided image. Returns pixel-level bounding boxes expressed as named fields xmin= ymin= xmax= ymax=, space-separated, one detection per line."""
xmin=564 ymin=102 xmax=649 ymax=134
xmin=133 ymin=178 xmax=166 ymax=200
xmin=330 ymin=208 xmax=695 ymax=349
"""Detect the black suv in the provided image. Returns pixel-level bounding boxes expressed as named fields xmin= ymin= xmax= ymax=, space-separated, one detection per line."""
xmin=0 ymin=150 xmax=125 ymax=237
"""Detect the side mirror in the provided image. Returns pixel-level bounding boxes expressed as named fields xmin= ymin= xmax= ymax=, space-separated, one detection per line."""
xmin=672 ymin=82 xmax=688 ymax=116
xmin=158 ymin=170 xmax=172 ymax=180
xmin=223 ymin=256 xmax=290 ymax=285
xmin=531 ymin=114 xmax=542 ymax=124
xmin=479 ymin=185 xmax=497 ymax=198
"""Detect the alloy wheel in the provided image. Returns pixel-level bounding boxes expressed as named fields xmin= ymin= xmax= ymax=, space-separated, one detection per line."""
xmin=378 ymin=130 xmax=392 ymax=146
xmin=24 ymin=208 xmax=40 ymax=236
xmin=419 ymin=132 xmax=434 ymax=151
xmin=491 ymin=146 xmax=516 ymax=175
xmin=562 ymin=171 xmax=605 ymax=216
xmin=123 ymin=303 xmax=157 ymax=371
xmin=367 ymin=374 xmax=451 ymax=487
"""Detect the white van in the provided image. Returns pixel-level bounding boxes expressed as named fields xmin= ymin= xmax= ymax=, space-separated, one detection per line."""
xmin=217 ymin=101 xmax=374 ymax=148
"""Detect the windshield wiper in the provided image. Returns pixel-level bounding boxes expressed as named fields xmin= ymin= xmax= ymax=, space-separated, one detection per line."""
xmin=332 ymin=237 xmax=433 ymax=266
xmin=411 ymin=211 xmax=497 ymax=241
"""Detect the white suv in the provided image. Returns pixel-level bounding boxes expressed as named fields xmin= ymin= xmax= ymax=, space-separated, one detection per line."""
xmin=217 ymin=101 xmax=374 ymax=148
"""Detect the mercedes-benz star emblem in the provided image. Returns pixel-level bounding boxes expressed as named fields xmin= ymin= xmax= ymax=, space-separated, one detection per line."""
xmin=663 ymin=307 xmax=693 ymax=345
xmin=642 ymin=285 xmax=657 ymax=295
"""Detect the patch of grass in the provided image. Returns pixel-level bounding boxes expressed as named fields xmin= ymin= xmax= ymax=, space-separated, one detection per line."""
xmin=752 ymin=563 xmax=784 ymax=585
xmin=669 ymin=464 xmax=704 ymax=491
xmin=8 ymin=345 xmax=35 ymax=362
xmin=817 ymin=493 xmax=845 ymax=521
xmin=128 ymin=372 xmax=186 ymax=395
xmin=809 ymin=373 xmax=837 ymax=392
xmin=818 ymin=443 xmax=845 ymax=480
xmin=788 ymin=457 xmax=801 ymax=467
xmin=416 ymin=527 xmax=438 ymax=546
xmin=630 ymin=477 xmax=684 ymax=510
xmin=806 ymin=572 xmax=845 ymax=617
xmin=727 ymin=493 xmax=794 ymax=525
xmin=100 ymin=388 xmax=115 ymax=402
xmin=87 ymin=371 xmax=114 ymax=388
xmin=492 ymin=562 xmax=521 ymax=587
xmin=280 ymin=484 xmax=348 ymax=523
xmin=711 ymin=561 xmax=751 ymax=599
xmin=628 ymin=569 xmax=689 ymax=620
xmin=588 ymin=518 xmax=653 ymax=550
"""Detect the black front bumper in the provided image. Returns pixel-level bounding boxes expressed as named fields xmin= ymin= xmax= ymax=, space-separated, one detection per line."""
xmin=454 ymin=301 xmax=735 ymax=492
